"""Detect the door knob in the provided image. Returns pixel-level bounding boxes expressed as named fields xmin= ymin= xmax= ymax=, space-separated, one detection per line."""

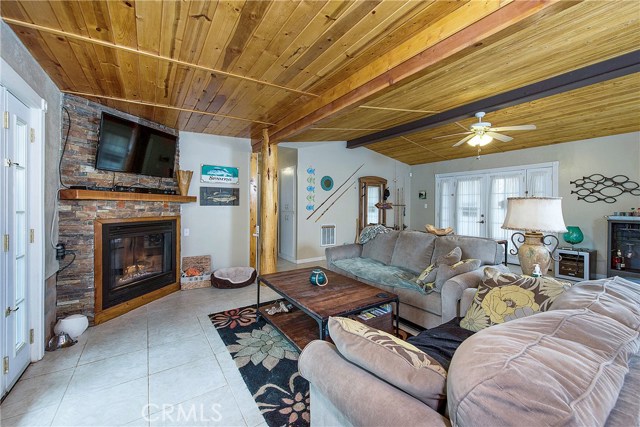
xmin=477 ymin=220 xmax=485 ymax=224
xmin=5 ymin=306 xmax=19 ymax=317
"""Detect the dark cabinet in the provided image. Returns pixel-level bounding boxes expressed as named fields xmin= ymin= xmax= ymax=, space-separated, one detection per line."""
xmin=607 ymin=217 xmax=640 ymax=280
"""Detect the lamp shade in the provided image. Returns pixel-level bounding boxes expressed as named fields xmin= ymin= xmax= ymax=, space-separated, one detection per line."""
xmin=502 ymin=197 xmax=567 ymax=233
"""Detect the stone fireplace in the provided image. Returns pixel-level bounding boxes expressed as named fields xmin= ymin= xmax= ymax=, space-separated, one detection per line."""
xmin=95 ymin=217 xmax=179 ymax=317
xmin=55 ymin=94 xmax=191 ymax=324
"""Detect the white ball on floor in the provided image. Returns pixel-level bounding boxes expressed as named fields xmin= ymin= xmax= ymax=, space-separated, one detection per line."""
xmin=54 ymin=314 xmax=89 ymax=339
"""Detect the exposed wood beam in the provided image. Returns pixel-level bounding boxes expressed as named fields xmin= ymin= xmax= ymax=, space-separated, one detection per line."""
xmin=2 ymin=16 xmax=318 ymax=97
xmin=347 ymin=50 xmax=640 ymax=148
xmin=62 ymin=90 xmax=274 ymax=125
xmin=259 ymin=129 xmax=278 ymax=275
xmin=267 ymin=0 xmax=569 ymax=143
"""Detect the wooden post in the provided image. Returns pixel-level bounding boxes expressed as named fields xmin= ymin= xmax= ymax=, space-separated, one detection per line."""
xmin=249 ymin=152 xmax=259 ymax=269
xmin=259 ymin=129 xmax=278 ymax=274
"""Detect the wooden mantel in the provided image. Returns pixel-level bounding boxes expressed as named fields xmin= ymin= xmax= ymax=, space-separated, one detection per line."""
xmin=59 ymin=189 xmax=196 ymax=203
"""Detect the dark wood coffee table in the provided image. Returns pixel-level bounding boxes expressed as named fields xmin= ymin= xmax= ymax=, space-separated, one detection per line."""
xmin=256 ymin=267 xmax=399 ymax=350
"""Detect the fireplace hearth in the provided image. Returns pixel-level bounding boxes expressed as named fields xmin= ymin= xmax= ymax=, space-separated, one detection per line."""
xmin=94 ymin=216 xmax=180 ymax=323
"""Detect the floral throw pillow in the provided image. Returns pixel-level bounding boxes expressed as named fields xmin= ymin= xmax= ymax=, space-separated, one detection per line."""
xmin=460 ymin=267 xmax=572 ymax=332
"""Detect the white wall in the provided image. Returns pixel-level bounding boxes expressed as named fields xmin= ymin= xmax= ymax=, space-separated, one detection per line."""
xmin=291 ymin=142 xmax=411 ymax=261
xmin=179 ymin=132 xmax=251 ymax=269
xmin=1 ymin=21 xmax=62 ymax=277
xmin=409 ymin=132 xmax=640 ymax=276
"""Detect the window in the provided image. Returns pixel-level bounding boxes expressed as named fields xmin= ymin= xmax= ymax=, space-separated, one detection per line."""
xmin=435 ymin=162 xmax=558 ymax=263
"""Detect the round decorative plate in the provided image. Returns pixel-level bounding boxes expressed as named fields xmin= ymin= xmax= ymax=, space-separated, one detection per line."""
xmin=320 ymin=176 xmax=334 ymax=191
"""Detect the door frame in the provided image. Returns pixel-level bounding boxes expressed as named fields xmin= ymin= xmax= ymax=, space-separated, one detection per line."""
xmin=1 ymin=58 xmax=47 ymax=387
xmin=435 ymin=161 xmax=559 ymax=227
xmin=278 ymin=166 xmax=297 ymax=263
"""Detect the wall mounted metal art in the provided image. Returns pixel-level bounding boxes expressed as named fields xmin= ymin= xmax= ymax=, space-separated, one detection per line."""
xmin=320 ymin=176 xmax=334 ymax=191
xmin=570 ymin=174 xmax=640 ymax=203
xmin=306 ymin=166 xmax=316 ymax=212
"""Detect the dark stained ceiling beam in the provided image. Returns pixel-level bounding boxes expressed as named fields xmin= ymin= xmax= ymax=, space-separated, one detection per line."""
xmin=347 ymin=50 xmax=640 ymax=149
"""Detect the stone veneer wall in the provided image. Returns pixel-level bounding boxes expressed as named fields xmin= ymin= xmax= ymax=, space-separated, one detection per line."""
xmin=57 ymin=95 xmax=181 ymax=320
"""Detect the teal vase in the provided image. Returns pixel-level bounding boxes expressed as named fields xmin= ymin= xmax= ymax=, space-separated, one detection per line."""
xmin=563 ymin=226 xmax=584 ymax=245
xmin=309 ymin=269 xmax=328 ymax=286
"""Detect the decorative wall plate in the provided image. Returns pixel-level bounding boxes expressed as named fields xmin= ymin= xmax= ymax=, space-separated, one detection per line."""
xmin=321 ymin=176 xmax=334 ymax=191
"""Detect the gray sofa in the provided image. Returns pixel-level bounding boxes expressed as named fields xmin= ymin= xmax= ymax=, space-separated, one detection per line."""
xmin=299 ymin=276 xmax=640 ymax=426
xmin=325 ymin=230 xmax=505 ymax=328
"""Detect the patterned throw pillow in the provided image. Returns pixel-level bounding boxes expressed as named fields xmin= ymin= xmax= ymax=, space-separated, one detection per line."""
xmin=416 ymin=247 xmax=462 ymax=289
xmin=460 ymin=268 xmax=572 ymax=332
xmin=328 ymin=316 xmax=447 ymax=411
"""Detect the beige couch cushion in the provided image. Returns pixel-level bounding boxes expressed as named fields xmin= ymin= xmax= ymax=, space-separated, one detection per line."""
xmin=361 ymin=231 xmax=399 ymax=265
xmin=448 ymin=308 xmax=640 ymax=426
xmin=390 ymin=231 xmax=436 ymax=274
xmin=434 ymin=259 xmax=481 ymax=291
xmin=431 ymin=235 xmax=502 ymax=266
xmin=328 ymin=316 xmax=447 ymax=411
xmin=550 ymin=276 xmax=640 ymax=330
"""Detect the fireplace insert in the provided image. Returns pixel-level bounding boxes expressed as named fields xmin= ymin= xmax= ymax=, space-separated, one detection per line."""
xmin=99 ymin=219 xmax=177 ymax=309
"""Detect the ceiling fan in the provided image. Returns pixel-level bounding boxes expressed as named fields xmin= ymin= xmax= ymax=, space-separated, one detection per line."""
xmin=434 ymin=112 xmax=536 ymax=147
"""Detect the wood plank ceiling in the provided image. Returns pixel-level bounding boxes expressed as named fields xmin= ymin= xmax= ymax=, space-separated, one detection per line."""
xmin=2 ymin=0 xmax=639 ymax=165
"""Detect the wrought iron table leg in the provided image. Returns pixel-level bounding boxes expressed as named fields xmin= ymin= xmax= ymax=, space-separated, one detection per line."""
xmin=318 ymin=319 xmax=326 ymax=340
xmin=256 ymin=279 xmax=261 ymax=320
xmin=395 ymin=299 xmax=400 ymax=336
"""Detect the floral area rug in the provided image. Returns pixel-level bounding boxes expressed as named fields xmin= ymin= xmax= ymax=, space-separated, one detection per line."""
xmin=209 ymin=305 xmax=310 ymax=427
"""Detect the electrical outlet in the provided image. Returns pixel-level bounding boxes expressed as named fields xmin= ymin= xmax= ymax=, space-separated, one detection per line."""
xmin=184 ymin=228 xmax=190 ymax=237
xmin=55 ymin=243 xmax=66 ymax=260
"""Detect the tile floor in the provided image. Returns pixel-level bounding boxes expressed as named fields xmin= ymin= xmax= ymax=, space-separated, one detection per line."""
xmin=0 ymin=259 xmax=324 ymax=427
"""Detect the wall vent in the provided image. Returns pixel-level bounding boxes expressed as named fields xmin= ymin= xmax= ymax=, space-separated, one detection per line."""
xmin=320 ymin=225 xmax=336 ymax=247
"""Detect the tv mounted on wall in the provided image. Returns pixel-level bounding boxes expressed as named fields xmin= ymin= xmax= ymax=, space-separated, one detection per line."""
xmin=95 ymin=112 xmax=177 ymax=178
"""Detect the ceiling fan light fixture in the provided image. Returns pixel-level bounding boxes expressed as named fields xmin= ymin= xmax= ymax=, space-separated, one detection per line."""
xmin=468 ymin=133 xmax=493 ymax=147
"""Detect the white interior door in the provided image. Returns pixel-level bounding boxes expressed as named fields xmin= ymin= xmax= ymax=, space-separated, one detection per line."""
xmin=2 ymin=91 xmax=32 ymax=390
xmin=278 ymin=167 xmax=296 ymax=262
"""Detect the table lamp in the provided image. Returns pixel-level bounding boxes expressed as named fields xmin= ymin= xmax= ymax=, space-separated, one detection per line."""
xmin=502 ymin=197 xmax=567 ymax=276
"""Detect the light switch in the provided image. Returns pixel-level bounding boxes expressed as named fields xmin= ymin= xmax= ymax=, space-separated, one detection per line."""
xmin=184 ymin=228 xmax=190 ymax=236
xmin=424 ymin=203 xmax=428 ymax=209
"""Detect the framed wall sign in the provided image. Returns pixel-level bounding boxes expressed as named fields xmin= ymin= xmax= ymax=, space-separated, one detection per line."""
xmin=201 ymin=164 xmax=239 ymax=184
xmin=200 ymin=187 xmax=240 ymax=206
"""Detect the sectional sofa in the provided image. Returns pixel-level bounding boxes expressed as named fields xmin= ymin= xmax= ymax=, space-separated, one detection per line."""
xmin=300 ymin=276 xmax=640 ymax=426
xmin=325 ymin=230 xmax=506 ymax=328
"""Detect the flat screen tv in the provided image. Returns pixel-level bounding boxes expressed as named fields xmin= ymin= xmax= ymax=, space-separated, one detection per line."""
xmin=95 ymin=113 xmax=177 ymax=178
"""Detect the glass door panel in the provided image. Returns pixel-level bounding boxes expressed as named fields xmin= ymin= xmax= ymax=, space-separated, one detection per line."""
xmin=455 ymin=177 xmax=484 ymax=237
xmin=13 ymin=114 xmax=28 ymax=353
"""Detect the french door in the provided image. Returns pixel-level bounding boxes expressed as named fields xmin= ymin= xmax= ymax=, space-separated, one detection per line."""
xmin=436 ymin=163 xmax=557 ymax=263
xmin=1 ymin=90 xmax=32 ymax=391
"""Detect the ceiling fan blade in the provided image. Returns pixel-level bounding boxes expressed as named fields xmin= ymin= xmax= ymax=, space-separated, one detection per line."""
xmin=486 ymin=132 xmax=513 ymax=142
xmin=489 ymin=124 xmax=537 ymax=131
xmin=433 ymin=131 xmax=472 ymax=140
xmin=453 ymin=134 xmax=475 ymax=147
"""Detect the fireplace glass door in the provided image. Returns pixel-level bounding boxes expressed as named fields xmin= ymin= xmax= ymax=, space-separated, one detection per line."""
xmin=101 ymin=220 xmax=176 ymax=309
xmin=111 ymin=233 xmax=167 ymax=289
